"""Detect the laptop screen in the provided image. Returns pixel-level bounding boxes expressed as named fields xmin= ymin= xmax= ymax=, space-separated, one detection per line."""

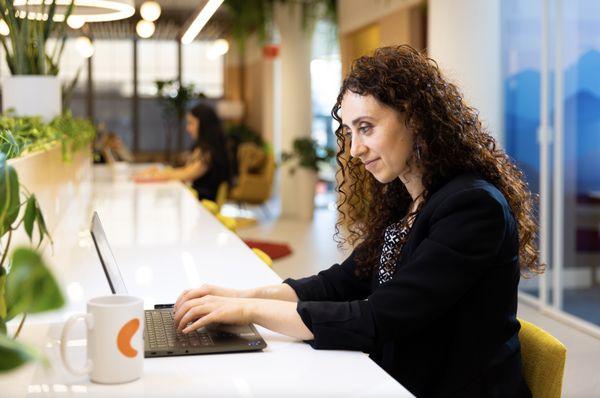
xmin=90 ymin=211 xmax=129 ymax=295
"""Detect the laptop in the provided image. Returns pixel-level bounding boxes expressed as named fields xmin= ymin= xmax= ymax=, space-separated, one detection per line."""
xmin=90 ymin=211 xmax=267 ymax=358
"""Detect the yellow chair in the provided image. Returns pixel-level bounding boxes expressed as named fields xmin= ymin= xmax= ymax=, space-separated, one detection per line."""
xmin=518 ymin=318 xmax=567 ymax=398
xmin=201 ymin=199 xmax=219 ymax=215
xmin=215 ymin=182 xmax=229 ymax=210
xmin=216 ymin=213 xmax=237 ymax=232
xmin=230 ymin=143 xmax=275 ymax=208
xmin=186 ymin=186 xmax=199 ymax=199
xmin=251 ymin=248 xmax=273 ymax=268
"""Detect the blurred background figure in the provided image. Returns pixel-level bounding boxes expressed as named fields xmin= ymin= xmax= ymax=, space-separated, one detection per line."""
xmin=134 ymin=103 xmax=231 ymax=202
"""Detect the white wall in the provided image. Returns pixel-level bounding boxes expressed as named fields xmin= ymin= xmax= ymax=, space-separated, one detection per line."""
xmin=427 ymin=0 xmax=504 ymax=145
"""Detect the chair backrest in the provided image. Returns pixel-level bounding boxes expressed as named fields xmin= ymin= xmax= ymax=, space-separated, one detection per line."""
xmin=237 ymin=143 xmax=266 ymax=175
xmin=518 ymin=318 xmax=567 ymax=398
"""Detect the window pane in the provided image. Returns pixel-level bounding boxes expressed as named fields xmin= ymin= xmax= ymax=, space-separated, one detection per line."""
xmin=138 ymin=40 xmax=178 ymax=96
xmin=182 ymin=41 xmax=223 ymax=98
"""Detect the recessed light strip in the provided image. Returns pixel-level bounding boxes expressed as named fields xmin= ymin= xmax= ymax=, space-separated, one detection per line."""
xmin=181 ymin=0 xmax=223 ymax=45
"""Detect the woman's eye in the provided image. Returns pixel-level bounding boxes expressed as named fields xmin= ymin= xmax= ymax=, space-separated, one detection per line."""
xmin=359 ymin=125 xmax=371 ymax=134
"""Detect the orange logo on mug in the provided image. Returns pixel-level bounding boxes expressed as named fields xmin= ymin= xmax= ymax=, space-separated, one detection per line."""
xmin=117 ymin=318 xmax=140 ymax=358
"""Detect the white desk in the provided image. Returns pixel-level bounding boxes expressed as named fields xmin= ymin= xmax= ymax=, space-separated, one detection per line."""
xmin=0 ymin=166 xmax=413 ymax=397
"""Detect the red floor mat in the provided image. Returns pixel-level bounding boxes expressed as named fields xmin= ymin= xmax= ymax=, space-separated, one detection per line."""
xmin=243 ymin=239 xmax=293 ymax=261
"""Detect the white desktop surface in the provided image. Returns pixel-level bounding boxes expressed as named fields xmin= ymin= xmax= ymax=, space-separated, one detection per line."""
xmin=0 ymin=165 xmax=413 ymax=397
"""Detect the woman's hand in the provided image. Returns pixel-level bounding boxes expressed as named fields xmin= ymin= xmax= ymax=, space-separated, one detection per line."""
xmin=174 ymin=295 xmax=255 ymax=333
xmin=173 ymin=293 xmax=314 ymax=340
xmin=174 ymin=284 xmax=249 ymax=312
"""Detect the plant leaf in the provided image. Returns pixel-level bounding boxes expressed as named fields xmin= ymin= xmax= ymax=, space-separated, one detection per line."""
xmin=5 ymin=248 xmax=64 ymax=320
xmin=0 ymin=153 xmax=20 ymax=236
xmin=35 ymin=204 xmax=52 ymax=247
xmin=23 ymin=195 xmax=37 ymax=242
xmin=0 ymin=332 xmax=41 ymax=372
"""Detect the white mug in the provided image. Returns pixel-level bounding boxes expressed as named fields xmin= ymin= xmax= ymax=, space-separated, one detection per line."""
xmin=60 ymin=295 xmax=144 ymax=384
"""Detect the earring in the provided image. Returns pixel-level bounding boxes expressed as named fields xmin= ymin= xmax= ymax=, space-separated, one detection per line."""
xmin=415 ymin=143 xmax=422 ymax=161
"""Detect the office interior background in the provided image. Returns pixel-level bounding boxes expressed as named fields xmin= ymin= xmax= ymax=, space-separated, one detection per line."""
xmin=0 ymin=0 xmax=599 ymax=396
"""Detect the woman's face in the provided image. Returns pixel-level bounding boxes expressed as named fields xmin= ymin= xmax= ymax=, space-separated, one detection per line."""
xmin=186 ymin=113 xmax=199 ymax=140
xmin=340 ymin=92 xmax=415 ymax=184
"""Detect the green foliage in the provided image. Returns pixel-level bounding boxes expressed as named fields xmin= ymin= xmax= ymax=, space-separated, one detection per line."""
xmin=226 ymin=123 xmax=263 ymax=146
xmin=155 ymin=80 xmax=200 ymax=120
xmin=0 ymin=331 xmax=43 ymax=371
xmin=281 ymin=137 xmax=335 ymax=174
xmin=0 ymin=111 xmax=95 ymax=162
xmin=0 ymin=153 xmax=63 ymax=373
xmin=5 ymin=248 xmax=64 ymax=320
xmin=0 ymin=0 xmax=75 ymax=75
xmin=223 ymin=0 xmax=337 ymax=54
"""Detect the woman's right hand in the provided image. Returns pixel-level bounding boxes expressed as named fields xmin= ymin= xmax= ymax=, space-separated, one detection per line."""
xmin=174 ymin=284 xmax=250 ymax=312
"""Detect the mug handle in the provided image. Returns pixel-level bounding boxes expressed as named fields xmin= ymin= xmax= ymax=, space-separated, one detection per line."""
xmin=60 ymin=313 xmax=94 ymax=376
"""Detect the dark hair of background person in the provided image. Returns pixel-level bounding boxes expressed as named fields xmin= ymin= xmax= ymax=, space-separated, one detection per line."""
xmin=189 ymin=103 xmax=232 ymax=187
xmin=331 ymin=45 xmax=544 ymax=279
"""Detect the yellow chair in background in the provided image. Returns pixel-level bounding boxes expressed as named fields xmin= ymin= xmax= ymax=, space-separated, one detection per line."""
xmin=201 ymin=199 xmax=219 ymax=215
xmin=216 ymin=213 xmax=237 ymax=232
xmin=251 ymin=248 xmax=273 ymax=268
xmin=215 ymin=182 xmax=229 ymax=210
xmin=230 ymin=143 xmax=275 ymax=210
xmin=518 ymin=318 xmax=567 ymax=398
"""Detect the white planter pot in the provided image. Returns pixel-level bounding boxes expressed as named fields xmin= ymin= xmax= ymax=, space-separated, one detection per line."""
xmin=295 ymin=168 xmax=318 ymax=220
xmin=8 ymin=145 xmax=92 ymax=242
xmin=2 ymin=75 xmax=62 ymax=121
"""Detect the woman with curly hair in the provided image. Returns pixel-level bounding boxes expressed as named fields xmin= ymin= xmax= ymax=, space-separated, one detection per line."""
xmin=172 ymin=45 xmax=541 ymax=397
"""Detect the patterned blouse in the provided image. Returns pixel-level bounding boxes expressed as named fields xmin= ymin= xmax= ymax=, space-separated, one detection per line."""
xmin=378 ymin=220 xmax=410 ymax=284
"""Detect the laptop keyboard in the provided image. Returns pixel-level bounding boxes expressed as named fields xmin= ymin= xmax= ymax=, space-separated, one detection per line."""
xmin=146 ymin=309 xmax=214 ymax=350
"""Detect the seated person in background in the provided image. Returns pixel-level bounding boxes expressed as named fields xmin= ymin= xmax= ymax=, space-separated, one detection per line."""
xmin=94 ymin=129 xmax=133 ymax=164
xmin=172 ymin=46 xmax=540 ymax=397
xmin=134 ymin=103 xmax=231 ymax=202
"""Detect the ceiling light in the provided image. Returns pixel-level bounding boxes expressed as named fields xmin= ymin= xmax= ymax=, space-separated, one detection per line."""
xmin=67 ymin=15 xmax=85 ymax=29
xmin=206 ymin=39 xmax=229 ymax=59
xmin=213 ymin=39 xmax=229 ymax=55
xmin=0 ymin=20 xmax=9 ymax=36
xmin=136 ymin=20 xmax=155 ymax=39
xmin=75 ymin=36 xmax=95 ymax=58
xmin=140 ymin=1 xmax=161 ymax=22
xmin=12 ymin=0 xmax=134 ymax=23
xmin=181 ymin=0 xmax=223 ymax=45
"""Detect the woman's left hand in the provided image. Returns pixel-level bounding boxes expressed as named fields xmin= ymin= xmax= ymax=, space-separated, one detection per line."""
xmin=174 ymin=295 xmax=255 ymax=333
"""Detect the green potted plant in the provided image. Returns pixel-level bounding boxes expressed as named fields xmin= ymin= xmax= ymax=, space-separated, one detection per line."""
xmin=0 ymin=0 xmax=75 ymax=121
xmin=281 ymin=137 xmax=335 ymax=219
xmin=0 ymin=111 xmax=96 ymax=162
xmin=0 ymin=152 xmax=65 ymax=372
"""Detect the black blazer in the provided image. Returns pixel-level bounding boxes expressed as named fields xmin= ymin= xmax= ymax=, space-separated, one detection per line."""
xmin=284 ymin=174 xmax=532 ymax=398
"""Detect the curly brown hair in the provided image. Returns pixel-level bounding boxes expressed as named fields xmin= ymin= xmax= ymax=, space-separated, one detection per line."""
xmin=332 ymin=45 xmax=544 ymax=278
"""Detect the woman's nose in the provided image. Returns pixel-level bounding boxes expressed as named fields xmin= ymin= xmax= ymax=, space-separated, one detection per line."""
xmin=350 ymin=136 xmax=366 ymax=158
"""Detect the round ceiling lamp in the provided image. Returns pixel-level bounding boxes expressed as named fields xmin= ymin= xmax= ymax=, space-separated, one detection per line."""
xmin=12 ymin=0 xmax=135 ymax=23
xmin=140 ymin=1 xmax=161 ymax=22
xmin=67 ymin=15 xmax=85 ymax=29
xmin=136 ymin=20 xmax=155 ymax=39
xmin=75 ymin=36 xmax=95 ymax=58
xmin=206 ymin=38 xmax=229 ymax=59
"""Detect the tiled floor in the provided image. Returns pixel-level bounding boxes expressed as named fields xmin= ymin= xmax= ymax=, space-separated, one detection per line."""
xmin=233 ymin=204 xmax=600 ymax=397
